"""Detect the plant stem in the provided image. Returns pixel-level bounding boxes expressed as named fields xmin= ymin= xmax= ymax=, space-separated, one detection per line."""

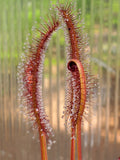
xmin=39 ymin=129 xmax=48 ymax=160
xmin=77 ymin=119 xmax=82 ymax=160
xmin=71 ymin=119 xmax=76 ymax=160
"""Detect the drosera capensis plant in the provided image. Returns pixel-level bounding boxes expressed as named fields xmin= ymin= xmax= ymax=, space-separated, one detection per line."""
xmin=17 ymin=1 xmax=98 ymax=160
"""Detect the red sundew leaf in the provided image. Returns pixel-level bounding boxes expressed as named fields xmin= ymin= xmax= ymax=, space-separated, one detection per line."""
xmin=67 ymin=59 xmax=87 ymax=160
xmin=56 ymin=3 xmax=98 ymax=160
xmin=18 ymin=15 xmax=60 ymax=141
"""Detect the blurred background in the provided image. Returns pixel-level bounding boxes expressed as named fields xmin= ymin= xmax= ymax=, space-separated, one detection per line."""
xmin=0 ymin=0 xmax=120 ymax=159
